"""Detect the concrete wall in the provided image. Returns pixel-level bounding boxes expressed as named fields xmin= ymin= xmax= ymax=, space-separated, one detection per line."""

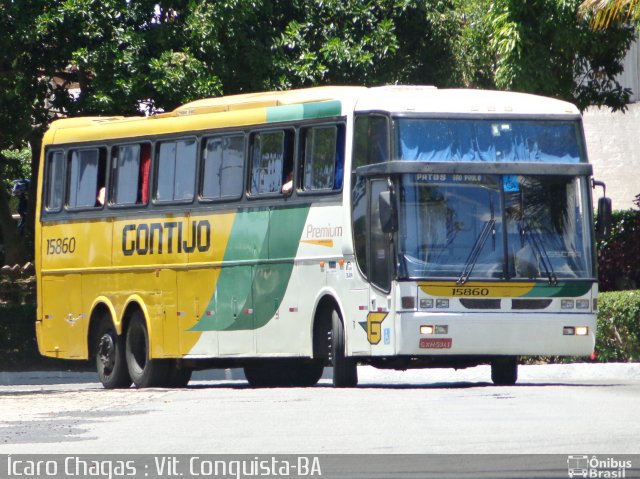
xmin=582 ymin=102 xmax=640 ymax=210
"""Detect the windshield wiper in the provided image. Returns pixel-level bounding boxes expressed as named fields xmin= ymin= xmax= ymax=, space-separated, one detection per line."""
xmin=456 ymin=219 xmax=496 ymax=285
xmin=521 ymin=222 xmax=558 ymax=286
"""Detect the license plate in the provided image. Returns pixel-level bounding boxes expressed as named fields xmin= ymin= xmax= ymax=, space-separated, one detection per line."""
xmin=419 ymin=338 xmax=452 ymax=349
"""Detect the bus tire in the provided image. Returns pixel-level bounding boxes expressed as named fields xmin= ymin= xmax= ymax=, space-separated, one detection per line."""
xmin=491 ymin=356 xmax=518 ymax=386
xmin=166 ymin=361 xmax=192 ymax=388
xmin=95 ymin=321 xmax=132 ymax=389
xmin=244 ymin=359 xmax=323 ymax=387
xmin=330 ymin=309 xmax=358 ymax=387
xmin=288 ymin=360 xmax=324 ymax=387
xmin=244 ymin=363 xmax=275 ymax=387
xmin=125 ymin=312 xmax=169 ymax=388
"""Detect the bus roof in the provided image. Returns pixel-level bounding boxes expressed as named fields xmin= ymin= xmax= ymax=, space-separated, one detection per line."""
xmin=354 ymin=86 xmax=581 ymax=116
xmin=44 ymin=86 xmax=580 ymax=145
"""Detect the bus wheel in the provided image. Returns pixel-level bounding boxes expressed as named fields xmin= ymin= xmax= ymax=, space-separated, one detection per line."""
xmin=125 ymin=312 xmax=169 ymax=388
xmin=244 ymin=359 xmax=323 ymax=387
xmin=244 ymin=363 xmax=275 ymax=387
xmin=330 ymin=309 xmax=358 ymax=387
xmin=290 ymin=360 xmax=324 ymax=387
xmin=95 ymin=321 xmax=132 ymax=389
xmin=166 ymin=361 xmax=192 ymax=388
xmin=491 ymin=356 xmax=518 ymax=386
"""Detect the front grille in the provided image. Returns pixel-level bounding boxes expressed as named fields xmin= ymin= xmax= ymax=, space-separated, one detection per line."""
xmin=511 ymin=299 xmax=552 ymax=310
xmin=459 ymin=299 xmax=501 ymax=309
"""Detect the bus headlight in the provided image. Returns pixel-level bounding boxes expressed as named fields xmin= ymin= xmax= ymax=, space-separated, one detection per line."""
xmin=419 ymin=299 xmax=433 ymax=309
xmin=575 ymin=326 xmax=589 ymax=336
xmin=435 ymin=299 xmax=449 ymax=309
xmin=576 ymin=299 xmax=590 ymax=310
xmin=561 ymin=299 xmax=574 ymax=310
xmin=563 ymin=326 xmax=589 ymax=336
xmin=434 ymin=325 xmax=449 ymax=334
xmin=420 ymin=325 xmax=434 ymax=335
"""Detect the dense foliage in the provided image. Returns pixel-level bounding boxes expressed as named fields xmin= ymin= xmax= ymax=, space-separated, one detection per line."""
xmin=0 ymin=0 xmax=636 ymax=265
xmin=596 ymin=290 xmax=640 ymax=361
xmin=597 ymin=197 xmax=640 ymax=292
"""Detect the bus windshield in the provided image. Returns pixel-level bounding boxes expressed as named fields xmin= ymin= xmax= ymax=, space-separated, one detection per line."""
xmin=396 ymin=118 xmax=584 ymax=163
xmin=398 ymin=174 xmax=593 ymax=281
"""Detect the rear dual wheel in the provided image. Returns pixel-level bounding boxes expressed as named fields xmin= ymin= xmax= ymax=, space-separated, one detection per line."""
xmin=125 ymin=312 xmax=170 ymax=388
xmin=95 ymin=321 xmax=132 ymax=389
xmin=95 ymin=311 xmax=191 ymax=389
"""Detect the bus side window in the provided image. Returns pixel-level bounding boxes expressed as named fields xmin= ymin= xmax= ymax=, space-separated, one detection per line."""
xmin=155 ymin=138 xmax=197 ymax=202
xmin=112 ymin=144 xmax=143 ymax=206
xmin=250 ymin=130 xmax=293 ymax=195
xmin=44 ymin=151 xmax=65 ymax=212
xmin=353 ymin=115 xmax=388 ymax=172
xmin=201 ymin=135 xmax=245 ymax=200
xmin=300 ymin=125 xmax=344 ymax=192
xmin=139 ymin=144 xmax=150 ymax=204
xmin=67 ymin=148 xmax=106 ymax=209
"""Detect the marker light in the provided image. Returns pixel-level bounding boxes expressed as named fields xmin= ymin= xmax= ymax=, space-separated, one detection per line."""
xmin=593 ymin=299 xmax=598 ymax=311
xmin=563 ymin=327 xmax=575 ymax=336
xmin=576 ymin=299 xmax=590 ymax=310
xmin=561 ymin=299 xmax=575 ymax=310
xmin=420 ymin=325 xmax=434 ymax=335
xmin=436 ymin=299 xmax=449 ymax=309
xmin=420 ymin=299 xmax=434 ymax=309
xmin=575 ymin=326 xmax=589 ymax=336
xmin=434 ymin=325 xmax=449 ymax=335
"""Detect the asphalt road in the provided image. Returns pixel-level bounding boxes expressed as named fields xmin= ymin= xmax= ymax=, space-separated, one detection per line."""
xmin=0 ymin=363 xmax=638 ymax=458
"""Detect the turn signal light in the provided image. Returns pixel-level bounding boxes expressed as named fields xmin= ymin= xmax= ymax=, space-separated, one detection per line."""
xmin=401 ymin=296 xmax=416 ymax=309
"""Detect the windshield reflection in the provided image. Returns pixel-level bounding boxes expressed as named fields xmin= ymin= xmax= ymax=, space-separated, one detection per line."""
xmin=398 ymin=174 xmax=593 ymax=281
xmin=396 ymin=119 xmax=584 ymax=163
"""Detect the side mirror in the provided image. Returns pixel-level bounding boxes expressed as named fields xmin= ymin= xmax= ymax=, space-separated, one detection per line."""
xmin=379 ymin=190 xmax=397 ymax=234
xmin=596 ymin=196 xmax=612 ymax=241
xmin=592 ymin=180 xmax=611 ymax=242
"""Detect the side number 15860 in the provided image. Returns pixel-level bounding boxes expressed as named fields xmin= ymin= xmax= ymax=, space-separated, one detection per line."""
xmin=452 ymin=287 xmax=489 ymax=296
xmin=46 ymin=237 xmax=76 ymax=255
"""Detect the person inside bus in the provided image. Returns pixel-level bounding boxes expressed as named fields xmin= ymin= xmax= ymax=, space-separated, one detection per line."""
xmin=282 ymin=170 xmax=293 ymax=195
xmin=96 ymin=186 xmax=106 ymax=206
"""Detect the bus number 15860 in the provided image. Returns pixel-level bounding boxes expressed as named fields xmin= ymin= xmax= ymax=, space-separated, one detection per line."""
xmin=46 ymin=237 xmax=76 ymax=255
xmin=452 ymin=287 xmax=489 ymax=296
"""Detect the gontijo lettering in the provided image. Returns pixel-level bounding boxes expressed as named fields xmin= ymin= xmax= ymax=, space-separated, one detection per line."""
xmin=122 ymin=220 xmax=211 ymax=256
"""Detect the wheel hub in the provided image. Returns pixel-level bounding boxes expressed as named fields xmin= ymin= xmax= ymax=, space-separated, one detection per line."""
xmin=98 ymin=334 xmax=116 ymax=371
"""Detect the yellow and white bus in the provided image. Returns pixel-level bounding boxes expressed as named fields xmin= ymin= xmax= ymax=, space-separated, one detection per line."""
xmin=35 ymin=86 xmax=608 ymax=388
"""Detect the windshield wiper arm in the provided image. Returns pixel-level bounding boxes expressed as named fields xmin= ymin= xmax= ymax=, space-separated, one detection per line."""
xmin=456 ymin=219 xmax=496 ymax=285
xmin=521 ymin=222 xmax=558 ymax=286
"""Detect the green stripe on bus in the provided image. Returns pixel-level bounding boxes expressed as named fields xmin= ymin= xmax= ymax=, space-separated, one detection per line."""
xmin=190 ymin=205 xmax=310 ymax=331
xmin=266 ymin=100 xmax=342 ymax=123
xmin=523 ymin=281 xmax=592 ymax=298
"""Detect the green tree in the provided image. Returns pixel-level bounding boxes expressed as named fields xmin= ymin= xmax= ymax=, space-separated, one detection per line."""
xmin=273 ymin=0 xmax=463 ymax=88
xmin=1 ymin=0 xmax=637 ymax=266
xmin=580 ymin=0 xmax=640 ymax=29
xmin=461 ymin=0 xmax=635 ymax=111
